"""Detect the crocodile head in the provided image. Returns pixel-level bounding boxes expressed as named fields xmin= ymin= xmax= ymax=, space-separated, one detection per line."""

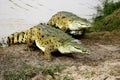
xmin=58 ymin=39 xmax=91 ymax=54
xmin=69 ymin=18 xmax=92 ymax=30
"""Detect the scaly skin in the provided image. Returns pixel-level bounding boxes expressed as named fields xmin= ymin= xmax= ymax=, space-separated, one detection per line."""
xmin=48 ymin=11 xmax=92 ymax=36
xmin=7 ymin=23 xmax=90 ymax=60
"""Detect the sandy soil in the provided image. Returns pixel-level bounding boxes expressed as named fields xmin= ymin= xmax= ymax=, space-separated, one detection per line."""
xmin=0 ymin=31 xmax=120 ymax=80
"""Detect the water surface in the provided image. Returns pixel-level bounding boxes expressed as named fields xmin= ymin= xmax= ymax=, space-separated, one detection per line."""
xmin=0 ymin=0 xmax=100 ymax=39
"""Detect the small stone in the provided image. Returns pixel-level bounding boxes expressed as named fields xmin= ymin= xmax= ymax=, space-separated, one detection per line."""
xmin=46 ymin=75 xmax=53 ymax=80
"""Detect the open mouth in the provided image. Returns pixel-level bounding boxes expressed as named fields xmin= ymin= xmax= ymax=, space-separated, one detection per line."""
xmin=69 ymin=28 xmax=86 ymax=35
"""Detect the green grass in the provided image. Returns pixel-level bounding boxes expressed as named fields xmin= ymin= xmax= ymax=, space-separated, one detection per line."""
xmin=63 ymin=75 xmax=71 ymax=80
xmin=81 ymin=71 xmax=95 ymax=78
xmin=42 ymin=64 xmax=64 ymax=78
xmin=103 ymin=0 xmax=120 ymax=17
xmin=4 ymin=65 xmax=42 ymax=80
xmin=87 ymin=9 xmax=120 ymax=32
xmin=87 ymin=0 xmax=120 ymax=32
xmin=4 ymin=64 xmax=64 ymax=80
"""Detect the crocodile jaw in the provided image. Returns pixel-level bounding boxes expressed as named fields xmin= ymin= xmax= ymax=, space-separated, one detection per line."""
xmin=58 ymin=40 xmax=91 ymax=54
xmin=69 ymin=21 xmax=92 ymax=30
xmin=58 ymin=45 xmax=83 ymax=53
xmin=70 ymin=30 xmax=83 ymax=35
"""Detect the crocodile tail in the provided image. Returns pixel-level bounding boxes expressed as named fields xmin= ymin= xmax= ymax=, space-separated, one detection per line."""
xmin=7 ymin=32 xmax=25 ymax=46
xmin=7 ymin=28 xmax=35 ymax=47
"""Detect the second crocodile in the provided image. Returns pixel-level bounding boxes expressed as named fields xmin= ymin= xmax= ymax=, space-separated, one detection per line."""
xmin=48 ymin=11 xmax=92 ymax=36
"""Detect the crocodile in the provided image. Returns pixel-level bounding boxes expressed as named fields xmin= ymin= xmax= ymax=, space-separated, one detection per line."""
xmin=7 ymin=23 xmax=90 ymax=60
xmin=48 ymin=11 xmax=92 ymax=36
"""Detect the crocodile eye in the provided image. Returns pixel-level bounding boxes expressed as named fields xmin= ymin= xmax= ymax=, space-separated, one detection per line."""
xmin=41 ymin=35 xmax=44 ymax=38
xmin=62 ymin=16 xmax=65 ymax=19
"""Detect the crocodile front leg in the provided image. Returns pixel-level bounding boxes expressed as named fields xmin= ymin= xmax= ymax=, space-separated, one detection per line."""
xmin=44 ymin=45 xmax=55 ymax=61
xmin=35 ymin=40 xmax=55 ymax=60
